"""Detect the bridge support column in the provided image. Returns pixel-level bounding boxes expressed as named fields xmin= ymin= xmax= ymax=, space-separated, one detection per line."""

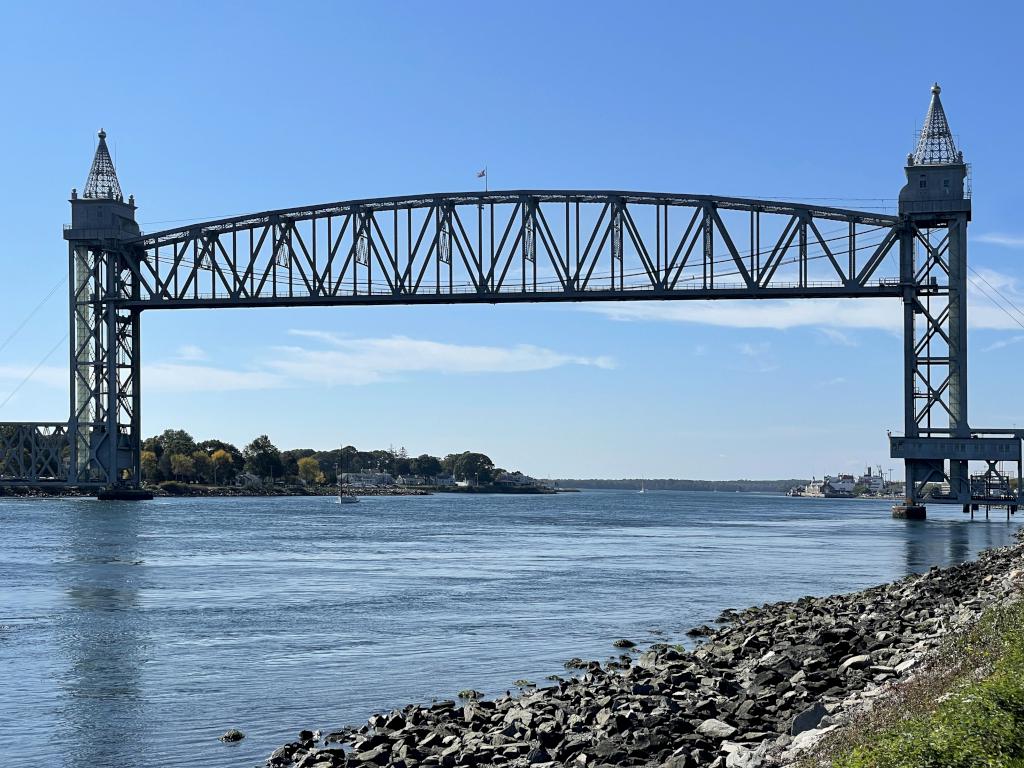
xmin=67 ymin=242 xmax=143 ymax=490
xmin=63 ymin=133 xmax=145 ymax=495
xmin=891 ymin=84 xmax=972 ymax=516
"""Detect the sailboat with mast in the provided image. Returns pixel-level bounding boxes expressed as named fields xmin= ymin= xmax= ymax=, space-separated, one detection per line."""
xmin=335 ymin=448 xmax=358 ymax=504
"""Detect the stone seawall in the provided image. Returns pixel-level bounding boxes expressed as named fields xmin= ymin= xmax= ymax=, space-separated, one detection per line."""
xmin=263 ymin=532 xmax=1024 ymax=768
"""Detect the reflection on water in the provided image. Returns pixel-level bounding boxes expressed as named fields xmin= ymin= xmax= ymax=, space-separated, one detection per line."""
xmin=902 ymin=515 xmax=1015 ymax=574
xmin=58 ymin=504 xmax=147 ymax=767
xmin=0 ymin=492 xmax=1019 ymax=768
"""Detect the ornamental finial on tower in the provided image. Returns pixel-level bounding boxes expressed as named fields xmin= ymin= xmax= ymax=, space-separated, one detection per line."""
xmin=83 ymin=128 xmax=124 ymax=200
xmin=910 ymin=83 xmax=962 ymax=166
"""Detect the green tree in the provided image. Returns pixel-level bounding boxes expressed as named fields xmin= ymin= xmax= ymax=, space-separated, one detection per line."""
xmin=297 ymin=456 xmax=323 ymax=485
xmin=192 ymin=451 xmax=212 ymax=484
xmin=243 ymin=434 xmax=283 ymax=481
xmin=411 ymin=454 xmax=442 ymax=478
xmin=170 ymin=453 xmax=195 ymax=481
xmin=281 ymin=448 xmax=316 ymax=480
xmin=198 ymin=439 xmax=242 ymax=469
xmin=368 ymin=449 xmax=392 ymax=473
xmin=157 ymin=430 xmax=197 ymax=478
xmin=158 ymin=429 xmax=197 ymax=455
xmin=393 ymin=446 xmax=412 ymax=476
xmin=141 ymin=436 xmax=162 ymax=458
xmin=441 ymin=454 xmax=458 ymax=475
xmin=210 ymin=449 xmax=234 ymax=485
xmin=452 ymin=452 xmax=495 ymax=484
xmin=140 ymin=450 xmax=159 ymax=482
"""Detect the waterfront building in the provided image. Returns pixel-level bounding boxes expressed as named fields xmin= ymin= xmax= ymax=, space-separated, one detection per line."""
xmin=342 ymin=471 xmax=395 ymax=487
xmin=494 ymin=471 xmax=539 ymax=488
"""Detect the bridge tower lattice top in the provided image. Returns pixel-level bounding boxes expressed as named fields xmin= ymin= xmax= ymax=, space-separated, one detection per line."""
xmin=83 ymin=129 xmax=124 ymax=200
xmin=910 ymin=83 xmax=963 ymax=166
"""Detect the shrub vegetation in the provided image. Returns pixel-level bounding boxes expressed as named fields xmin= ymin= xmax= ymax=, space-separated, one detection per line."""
xmin=819 ymin=601 xmax=1024 ymax=768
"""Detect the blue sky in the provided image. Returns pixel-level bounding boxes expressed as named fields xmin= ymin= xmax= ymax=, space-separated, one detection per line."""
xmin=2 ymin=1 xmax=1023 ymax=479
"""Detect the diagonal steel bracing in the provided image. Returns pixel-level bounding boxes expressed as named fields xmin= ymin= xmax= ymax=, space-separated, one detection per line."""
xmin=121 ymin=193 xmax=906 ymax=310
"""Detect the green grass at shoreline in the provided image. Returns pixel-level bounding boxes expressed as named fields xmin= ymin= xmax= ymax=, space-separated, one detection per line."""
xmin=817 ymin=600 xmax=1024 ymax=768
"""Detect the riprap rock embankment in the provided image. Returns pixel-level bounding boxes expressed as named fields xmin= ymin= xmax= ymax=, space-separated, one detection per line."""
xmin=264 ymin=533 xmax=1024 ymax=768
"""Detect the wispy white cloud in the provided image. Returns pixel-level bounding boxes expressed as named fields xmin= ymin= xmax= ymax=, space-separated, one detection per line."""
xmin=175 ymin=344 xmax=207 ymax=362
xmin=983 ymin=335 xmax=1024 ymax=353
xmin=0 ymin=365 xmax=66 ymax=389
xmin=967 ymin=268 xmax=1024 ymax=332
xmin=817 ymin=328 xmax=859 ymax=347
xmin=583 ymin=298 xmax=901 ymax=332
xmin=147 ymin=363 xmax=283 ymax=392
xmin=737 ymin=342 xmax=768 ymax=357
xmin=974 ymin=233 xmax=1024 ymax=248
xmin=0 ymin=335 xmax=615 ymax=397
xmin=271 ymin=332 xmax=615 ymax=385
xmin=735 ymin=342 xmax=777 ymax=373
xmin=582 ymin=267 xmax=1024 ymax=333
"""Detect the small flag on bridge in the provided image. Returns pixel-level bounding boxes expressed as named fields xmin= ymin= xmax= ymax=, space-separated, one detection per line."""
xmin=476 ymin=169 xmax=487 ymax=178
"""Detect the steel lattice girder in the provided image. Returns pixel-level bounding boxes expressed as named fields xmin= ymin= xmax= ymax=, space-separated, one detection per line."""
xmin=65 ymin=245 xmax=140 ymax=486
xmin=0 ymin=423 xmax=70 ymax=483
xmin=115 ymin=192 xmax=909 ymax=310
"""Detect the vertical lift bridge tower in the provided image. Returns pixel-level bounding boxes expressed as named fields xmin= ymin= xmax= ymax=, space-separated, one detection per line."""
xmin=890 ymin=85 xmax=1021 ymax=518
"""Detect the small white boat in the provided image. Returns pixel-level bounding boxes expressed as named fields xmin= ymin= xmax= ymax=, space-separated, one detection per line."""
xmin=638 ymin=480 xmax=646 ymax=494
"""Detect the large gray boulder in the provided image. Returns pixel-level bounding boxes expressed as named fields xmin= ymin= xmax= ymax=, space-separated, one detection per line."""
xmin=790 ymin=702 xmax=828 ymax=735
xmin=838 ymin=654 xmax=871 ymax=674
xmin=696 ymin=718 xmax=737 ymax=739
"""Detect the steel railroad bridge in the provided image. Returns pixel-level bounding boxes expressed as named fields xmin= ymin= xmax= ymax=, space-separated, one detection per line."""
xmin=1 ymin=84 xmax=1019 ymax=515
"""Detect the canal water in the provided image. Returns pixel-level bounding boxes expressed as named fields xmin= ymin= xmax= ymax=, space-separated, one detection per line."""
xmin=0 ymin=491 xmax=1018 ymax=767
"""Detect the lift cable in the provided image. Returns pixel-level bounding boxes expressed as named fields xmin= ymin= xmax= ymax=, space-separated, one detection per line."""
xmin=966 ymin=276 xmax=1024 ymax=334
xmin=0 ymin=276 xmax=67 ymax=358
xmin=967 ymin=265 xmax=1024 ymax=326
xmin=0 ymin=333 xmax=68 ymax=413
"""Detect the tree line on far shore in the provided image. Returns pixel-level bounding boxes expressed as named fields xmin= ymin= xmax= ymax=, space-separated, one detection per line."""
xmin=557 ymin=478 xmax=809 ymax=493
xmin=140 ymin=429 xmax=499 ymax=486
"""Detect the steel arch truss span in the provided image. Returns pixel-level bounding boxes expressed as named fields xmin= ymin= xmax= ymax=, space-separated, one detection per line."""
xmin=122 ymin=192 xmax=907 ymax=309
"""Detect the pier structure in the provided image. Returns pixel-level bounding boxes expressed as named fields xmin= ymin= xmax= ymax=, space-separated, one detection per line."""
xmin=0 ymin=85 xmax=1020 ymax=512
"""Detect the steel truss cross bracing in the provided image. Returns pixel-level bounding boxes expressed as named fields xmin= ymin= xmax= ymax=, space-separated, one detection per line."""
xmin=0 ymin=86 xmax=1019 ymax=512
xmin=68 ymin=243 xmax=140 ymax=486
xmin=0 ymin=423 xmax=70 ymax=483
xmin=120 ymin=192 xmax=906 ymax=309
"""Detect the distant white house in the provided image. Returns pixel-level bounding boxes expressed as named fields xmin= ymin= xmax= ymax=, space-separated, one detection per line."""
xmin=342 ymin=471 xmax=394 ymax=487
xmin=495 ymin=470 xmax=538 ymax=488
xmin=396 ymin=474 xmax=427 ymax=486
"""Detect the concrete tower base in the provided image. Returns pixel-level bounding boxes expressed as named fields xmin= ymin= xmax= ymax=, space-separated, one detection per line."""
xmin=892 ymin=504 xmax=927 ymax=520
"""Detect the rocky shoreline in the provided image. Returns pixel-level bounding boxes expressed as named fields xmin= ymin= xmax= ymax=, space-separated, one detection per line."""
xmin=262 ymin=532 xmax=1024 ymax=768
